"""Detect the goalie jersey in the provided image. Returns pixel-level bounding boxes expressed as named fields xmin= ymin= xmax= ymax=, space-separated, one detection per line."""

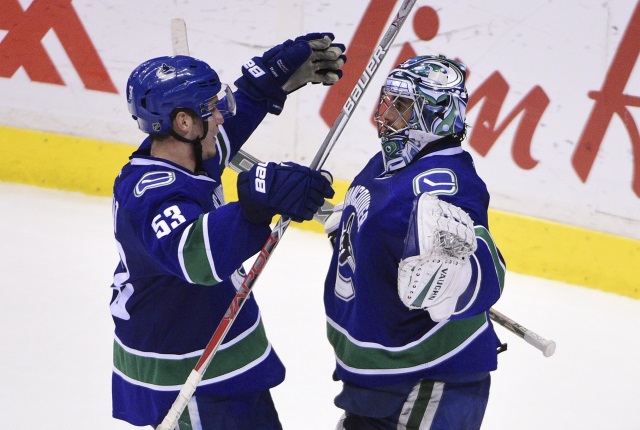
xmin=109 ymin=93 xmax=285 ymax=426
xmin=324 ymin=137 xmax=506 ymax=388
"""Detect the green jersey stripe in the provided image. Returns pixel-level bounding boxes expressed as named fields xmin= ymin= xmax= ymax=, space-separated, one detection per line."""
xmin=177 ymin=223 xmax=195 ymax=284
xmin=475 ymin=226 xmax=506 ymax=292
xmin=114 ymin=316 xmax=270 ymax=388
xmin=216 ymin=127 xmax=231 ymax=170
xmin=201 ymin=213 xmax=220 ymax=282
xmin=327 ymin=314 xmax=487 ymax=373
xmin=180 ymin=214 xmax=221 ymax=285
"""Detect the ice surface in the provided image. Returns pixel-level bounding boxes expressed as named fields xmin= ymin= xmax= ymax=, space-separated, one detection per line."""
xmin=1 ymin=183 xmax=638 ymax=429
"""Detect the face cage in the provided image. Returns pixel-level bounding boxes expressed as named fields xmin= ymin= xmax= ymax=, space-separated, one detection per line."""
xmin=374 ymin=89 xmax=420 ymax=139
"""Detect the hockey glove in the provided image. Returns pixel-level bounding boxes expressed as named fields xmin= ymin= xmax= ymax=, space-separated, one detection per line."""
xmin=237 ymin=161 xmax=335 ymax=224
xmin=397 ymin=193 xmax=477 ymax=322
xmin=234 ymin=32 xmax=346 ymax=114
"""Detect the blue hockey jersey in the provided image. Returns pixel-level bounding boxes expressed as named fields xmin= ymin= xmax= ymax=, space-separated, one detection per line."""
xmin=324 ymin=138 xmax=506 ymax=388
xmin=110 ymin=93 xmax=286 ymax=426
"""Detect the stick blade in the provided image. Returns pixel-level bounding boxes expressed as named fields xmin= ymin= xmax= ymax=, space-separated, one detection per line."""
xmin=171 ymin=18 xmax=189 ymax=56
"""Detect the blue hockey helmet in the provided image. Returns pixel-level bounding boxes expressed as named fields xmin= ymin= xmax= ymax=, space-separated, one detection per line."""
xmin=126 ymin=55 xmax=235 ymax=134
xmin=374 ymin=55 xmax=468 ymax=173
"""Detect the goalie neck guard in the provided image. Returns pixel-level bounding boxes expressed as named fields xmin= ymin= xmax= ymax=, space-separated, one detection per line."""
xmin=375 ymin=55 xmax=468 ymax=173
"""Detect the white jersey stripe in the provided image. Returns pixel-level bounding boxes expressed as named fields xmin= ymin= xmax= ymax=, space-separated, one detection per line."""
xmin=397 ymin=382 xmax=421 ymax=429
xmin=188 ymin=396 xmax=203 ymax=430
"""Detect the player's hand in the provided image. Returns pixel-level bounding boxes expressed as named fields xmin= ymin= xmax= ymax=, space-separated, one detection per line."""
xmin=280 ymin=33 xmax=346 ymax=92
xmin=234 ymin=32 xmax=346 ymax=114
xmin=237 ymin=161 xmax=335 ymax=224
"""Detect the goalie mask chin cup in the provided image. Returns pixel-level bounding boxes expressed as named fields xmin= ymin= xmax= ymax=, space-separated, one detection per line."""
xmin=375 ymin=55 xmax=468 ymax=173
xmin=126 ymin=55 xmax=236 ymax=135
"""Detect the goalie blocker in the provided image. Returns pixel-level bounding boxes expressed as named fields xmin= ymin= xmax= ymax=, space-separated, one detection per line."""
xmin=398 ymin=193 xmax=477 ymax=322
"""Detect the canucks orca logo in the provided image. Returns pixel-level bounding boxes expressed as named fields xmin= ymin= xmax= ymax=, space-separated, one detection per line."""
xmin=334 ymin=185 xmax=370 ymax=302
xmin=134 ymin=171 xmax=175 ymax=197
xmin=158 ymin=63 xmax=176 ymax=76
xmin=412 ymin=168 xmax=458 ymax=195
xmin=335 ymin=212 xmax=356 ymax=301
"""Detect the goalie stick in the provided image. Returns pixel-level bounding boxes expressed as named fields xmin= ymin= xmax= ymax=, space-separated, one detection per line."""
xmin=158 ymin=4 xmax=417 ymax=429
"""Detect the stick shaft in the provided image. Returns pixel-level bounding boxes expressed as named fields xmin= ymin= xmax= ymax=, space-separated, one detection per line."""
xmin=156 ymin=370 xmax=202 ymax=430
xmin=310 ymin=0 xmax=417 ymax=170
xmin=489 ymin=308 xmax=556 ymax=357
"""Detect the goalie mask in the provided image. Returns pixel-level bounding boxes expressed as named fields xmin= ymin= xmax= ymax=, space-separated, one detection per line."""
xmin=374 ymin=55 xmax=468 ymax=173
xmin=126 ymin=55 xmax=236 ymax=135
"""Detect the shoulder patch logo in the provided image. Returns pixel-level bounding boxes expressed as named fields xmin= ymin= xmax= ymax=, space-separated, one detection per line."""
xmin=412 ymin=169 xmax=458 ymax=196
xmin=134 ymin=171 xmax=176 ymax=197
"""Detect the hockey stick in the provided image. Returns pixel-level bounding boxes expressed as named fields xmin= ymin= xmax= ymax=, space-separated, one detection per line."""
xmin=157 ymin=4 xmax=417 ymax=429
xmin=489 ymin=308 xmax=556 ymax=357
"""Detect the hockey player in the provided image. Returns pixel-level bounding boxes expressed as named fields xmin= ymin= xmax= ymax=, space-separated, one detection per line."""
xmin=110 ymin=33 xmax=345 ymax=429
xmin=323 ymin=55 xmax=506 ymax=429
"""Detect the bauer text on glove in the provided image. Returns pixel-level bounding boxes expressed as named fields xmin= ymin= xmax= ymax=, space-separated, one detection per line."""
xmin=237 ymin=161 xmax=335 ymax=224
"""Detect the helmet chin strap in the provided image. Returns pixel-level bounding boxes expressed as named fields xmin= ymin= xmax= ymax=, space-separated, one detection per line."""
xmin=169 ymin=120 xmax=209 ymax=174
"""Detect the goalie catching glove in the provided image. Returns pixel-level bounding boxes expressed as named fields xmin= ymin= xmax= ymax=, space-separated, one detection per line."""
xmin=398 ymin=193 xmax=477 ymax=322
xmin=235 ymin=32 xmax=346 ymax=114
